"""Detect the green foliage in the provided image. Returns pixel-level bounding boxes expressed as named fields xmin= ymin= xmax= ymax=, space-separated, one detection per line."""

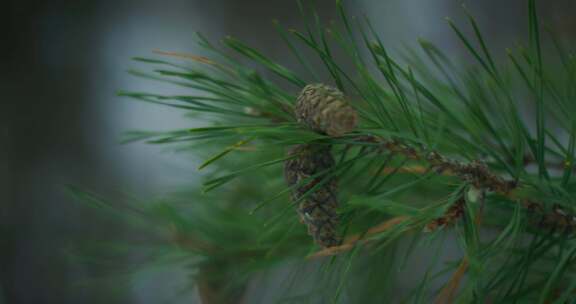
xmin=73 ymin=0 xmax=576 ymax=303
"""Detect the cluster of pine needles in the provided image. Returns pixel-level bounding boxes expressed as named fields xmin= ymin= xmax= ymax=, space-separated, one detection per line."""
xmin=70 ymin=0 xmax=576 ymax=303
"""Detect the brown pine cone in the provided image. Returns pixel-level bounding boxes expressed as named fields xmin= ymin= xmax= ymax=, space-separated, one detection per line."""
xmin=295 ymin=84 xmax=358 ymax=137
xmin=284 ymin=144 xmax=340 ymax=248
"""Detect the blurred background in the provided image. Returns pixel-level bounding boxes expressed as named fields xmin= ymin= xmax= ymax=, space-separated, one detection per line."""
xmin=2 ymin=0 xmax=575 ymax=303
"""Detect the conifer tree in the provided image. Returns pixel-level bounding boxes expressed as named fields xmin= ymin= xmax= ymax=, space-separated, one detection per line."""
xmin=73 ymin=0 xmax=576 ymax=302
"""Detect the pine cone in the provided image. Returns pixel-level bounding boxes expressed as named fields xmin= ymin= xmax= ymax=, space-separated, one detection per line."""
xmin=295 ymin=84 xmax=358 ymax=137
xmin=284 ymin=144 xmax=340 ymax=248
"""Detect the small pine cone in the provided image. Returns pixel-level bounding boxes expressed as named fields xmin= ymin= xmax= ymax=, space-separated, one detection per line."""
xmin=284 ymin=144 xmax=341 ymax=248
xmin=295 ymin=84 xmax=358 ymax=137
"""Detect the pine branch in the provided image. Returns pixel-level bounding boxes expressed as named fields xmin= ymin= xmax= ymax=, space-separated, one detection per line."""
xmin=109 ymin=1 xmax=576 ymax=302
xmin=353 ymin=135 xmax=576 ymax=232
xmin=434 ymin=258 xmax=469 ymax=304
xmin=306 ymin=133 xmax=575 ymax=259
xmin=434 ymin=191 xmax=484 ymax=304
xmin=308 ymin=216 xmax=409 ymax=259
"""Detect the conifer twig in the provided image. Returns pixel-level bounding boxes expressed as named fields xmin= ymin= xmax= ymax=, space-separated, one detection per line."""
xmin=152 ymin=50 xmax=220 ymax=67
xmin=434 ymin=258 xmax=469 ymax=304
xmin=309 ymin=134 xmax=576 ymax=258
xmin=355 ymin=135 xmax=576 ymax=232
xmin=355 ymin=135 xmax=515 ymax=193
xmin=308 ymin=216 xmax=410 ymax=259
xmin=434 ymin=194 xmax=484 ymax=304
